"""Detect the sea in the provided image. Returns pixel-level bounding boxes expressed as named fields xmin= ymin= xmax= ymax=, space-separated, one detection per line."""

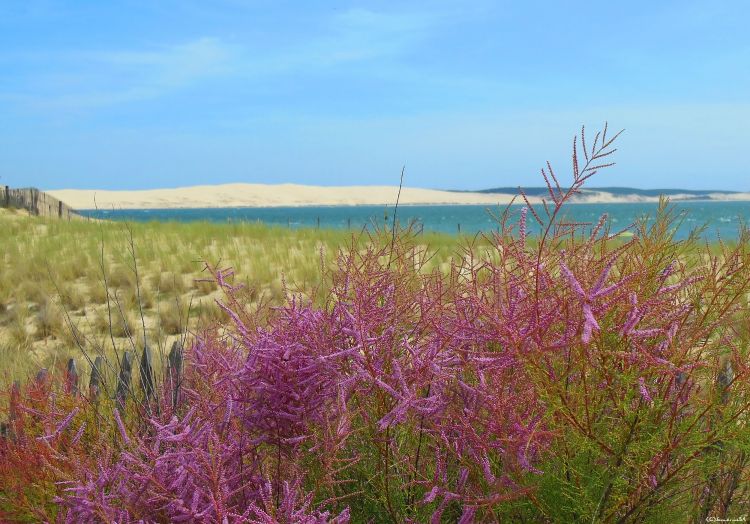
xmin=80 ymin=201 xmax=750 ymax=241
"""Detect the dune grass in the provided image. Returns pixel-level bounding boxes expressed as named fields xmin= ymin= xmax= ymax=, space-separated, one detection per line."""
xmin=0 ymin=208 xmax=468 ymax=386
xmin=0 ymin=204 xmax=729 ymax=389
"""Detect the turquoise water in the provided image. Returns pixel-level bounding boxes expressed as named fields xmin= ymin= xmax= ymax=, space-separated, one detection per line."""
xmin=80 ymin=201 xmax=750 ymax=240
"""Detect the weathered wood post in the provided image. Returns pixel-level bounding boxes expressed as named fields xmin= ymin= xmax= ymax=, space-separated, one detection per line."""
xmin=139 ymin=344 xmax=155 ymax=402
xmin=31 ymin=189 xmax=39 ymax=215
xmin=58 ymin=200 xmax=63 ymax=218
xmin=35 ymin=368 xmax=49 ymax=386
xmin=3 ymin=186 xmax=8 ymax=208
xmin=89 ymin=356 xmax=104 ymax=401
xmin=10 ymin=381 xmax=20 ymax=419
xmin=66 ymin=358 xmax=79 ymax=395
xmin=115 ymin=351 xmax=134 ymax=410
xmin=168 ymin=340 xmax=184 ymax=410
xmin=718 ymin=359 xmax=733 ymax=407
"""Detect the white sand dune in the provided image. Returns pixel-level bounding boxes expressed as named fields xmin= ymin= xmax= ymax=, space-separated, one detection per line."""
xmin=47 ymin=184 xmax=750 ymax=210
xmin=48 ymin=184 xmax=527 ymax=210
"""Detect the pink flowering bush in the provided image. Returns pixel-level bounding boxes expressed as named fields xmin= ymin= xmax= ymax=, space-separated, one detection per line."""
xmin=2 ymin=124 xmax=750 ymax=522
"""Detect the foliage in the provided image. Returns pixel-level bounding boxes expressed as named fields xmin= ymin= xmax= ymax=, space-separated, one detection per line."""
xmin=1 ymin=125 xmax=749 ymax=522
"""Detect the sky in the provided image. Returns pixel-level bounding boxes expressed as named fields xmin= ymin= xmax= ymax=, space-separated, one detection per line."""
xmin=0 ymin=0 xmax=748 ymax=191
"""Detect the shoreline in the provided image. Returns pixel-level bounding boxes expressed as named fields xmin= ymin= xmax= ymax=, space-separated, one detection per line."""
xmin=48 ymin=183 xmax=750 ymax=211
xmin=74 ymin=199 xmax=749 ymax=212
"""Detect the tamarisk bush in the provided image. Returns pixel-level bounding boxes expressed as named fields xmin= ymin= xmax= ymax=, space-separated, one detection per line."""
xmin=2 ymin=124 xmax=750 ymax=522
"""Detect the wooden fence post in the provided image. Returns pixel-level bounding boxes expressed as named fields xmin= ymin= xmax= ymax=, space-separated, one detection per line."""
xmin=10 ymin=381 xmax=20 ymax=419
xmin=3 ymin=186 xmax=8 ymax=208
xmin=718 ymin=359 xmax=733 ymax=406
xmin=35 ymin=368 xmax=49 ymax=386
xmin=66 ymin=358 xmax=79 ymax=395
xmin=139 ymin=344 xmax=155 ymax=402
xmin=168 ymin=341 xmax=184 ymax=410
xmin=115 ymin=351 xmax=133 ymax=409
xmin=89 ymin=356 xmax=104 ymax=401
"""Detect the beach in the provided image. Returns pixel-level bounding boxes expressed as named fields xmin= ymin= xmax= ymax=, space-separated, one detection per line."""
xmin=47 ymin=183 xmax=750 ymax=210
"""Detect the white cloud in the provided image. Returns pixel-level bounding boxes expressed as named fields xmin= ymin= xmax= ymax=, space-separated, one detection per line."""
xmin=239 ymin=7 xmax=442 ymax=75
xmin=2 ymin=7 xmax=447 ymax=111
xmin=86 ymin=37 xmax=232 ymax=83
xmin=5 ymin=37 xmax=236 ymax=110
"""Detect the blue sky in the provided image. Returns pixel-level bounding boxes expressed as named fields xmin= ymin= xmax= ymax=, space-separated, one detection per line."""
xmin=0 ymin=1 xmax=748 ymax=191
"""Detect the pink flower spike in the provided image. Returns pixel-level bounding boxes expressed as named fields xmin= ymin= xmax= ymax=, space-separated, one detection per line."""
xmin=71 ymin=422 xmax=87 ymax=445
xmin=638 ymin=377 xmax=653 ymax=404
xmin=560 ymin=261 xmax=586 ymax=299
xmin=591 ymin=258 xmax=615 ymax=295
xmin=481 ymin=454 xmax=497 ymax=483
xmin=519 ymin=206 xmax=528 ymax=244
xmin=38 ymin=407 xmax=80 ymax=442
xmin=113 ymin=408 xmax=130 ymax=445
xmin=582 ymin=303 xmax=600 ymax=344
xmin=458 ymin=506 xmax=477 ymax=524
xmin=424 ymin=486 xmax=440 ymax=503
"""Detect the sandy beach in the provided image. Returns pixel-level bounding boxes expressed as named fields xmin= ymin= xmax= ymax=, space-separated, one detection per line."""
xmin=49 ymin=184 xmax=524 ymax=209
xmin=47 ymin=184 xmax=750 ymax=210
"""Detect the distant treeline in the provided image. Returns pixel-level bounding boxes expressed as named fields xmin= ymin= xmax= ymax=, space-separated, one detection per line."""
xmin=449 ymin=186 xmax=740 ymax=197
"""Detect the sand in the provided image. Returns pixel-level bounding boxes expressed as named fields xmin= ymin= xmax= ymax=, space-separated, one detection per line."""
xmin=48 ymin=184 xmax=525 ymax=210
xmin=47 ymin=184 xmax=750 ymax=210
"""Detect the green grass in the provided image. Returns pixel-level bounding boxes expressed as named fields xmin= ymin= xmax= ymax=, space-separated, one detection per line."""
xmin=0 ymin=208 xmax=468 ymax=385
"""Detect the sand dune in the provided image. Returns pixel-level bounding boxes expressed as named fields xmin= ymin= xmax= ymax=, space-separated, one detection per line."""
xmin=48 ymin=184 xmax=525 ymax=210
xmin=47 ymin=184 xmax=750 ymax=210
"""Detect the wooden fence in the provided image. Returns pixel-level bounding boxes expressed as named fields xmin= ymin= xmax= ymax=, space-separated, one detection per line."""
xmin=1 ymin=186 xmax=84 ymax=221
xmin=0 ymin=341 xmax=185 ymax=442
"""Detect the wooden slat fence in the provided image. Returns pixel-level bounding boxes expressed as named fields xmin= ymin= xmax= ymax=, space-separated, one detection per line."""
xmin=1 ymin=340 xmax=187 ymax=442
xmin=1 ymin=185 xmax=86 ymax=221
